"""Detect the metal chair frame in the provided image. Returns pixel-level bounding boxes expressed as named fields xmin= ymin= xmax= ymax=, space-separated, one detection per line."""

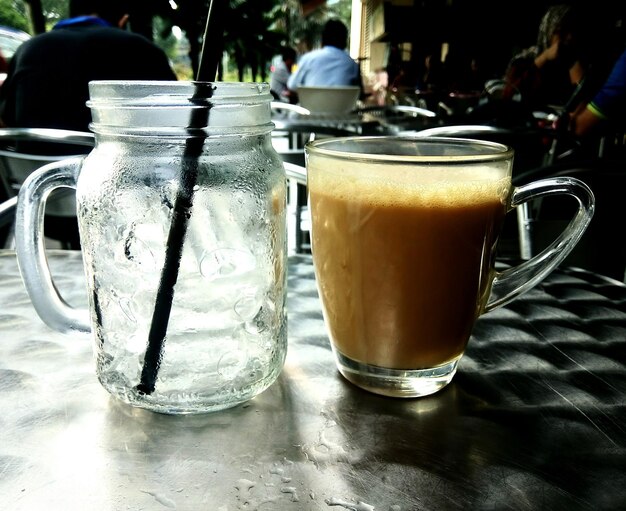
xmin=0 ymin=128 xmax=94 ymax=248
xmin=513 ymin=160 xmax=626 ymax=281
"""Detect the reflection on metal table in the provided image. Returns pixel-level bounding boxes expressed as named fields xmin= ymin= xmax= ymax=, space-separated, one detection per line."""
xmin=1 ymin=249 xmax=625 ymax=510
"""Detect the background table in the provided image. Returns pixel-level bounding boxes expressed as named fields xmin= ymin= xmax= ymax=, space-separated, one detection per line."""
xmin=1 ymin=250 xmax=625 ymax=510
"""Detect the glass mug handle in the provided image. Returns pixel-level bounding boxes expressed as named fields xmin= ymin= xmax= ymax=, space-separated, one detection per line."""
xmin=485 ymin=176 xmax=595 ymax=312
xmin=14 ymin=157 xmax=91 ymax=333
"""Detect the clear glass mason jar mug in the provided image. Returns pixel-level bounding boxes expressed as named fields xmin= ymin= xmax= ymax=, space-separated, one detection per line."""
xmin=15 ymin=81 xmax=288 ymax=414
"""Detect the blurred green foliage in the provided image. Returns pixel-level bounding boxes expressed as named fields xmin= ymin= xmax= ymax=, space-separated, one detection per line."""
xmin=0 ymin=0 xmax=30 ymax=32
xmin=0 ymin=0 xmax=353 ymax=81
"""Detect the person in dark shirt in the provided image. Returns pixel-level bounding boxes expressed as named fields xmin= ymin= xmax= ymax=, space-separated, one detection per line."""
xmin=0 ymin=0 xmax=177 ymax=132
xmin=0 ymin=0 xmax=176 ymax=248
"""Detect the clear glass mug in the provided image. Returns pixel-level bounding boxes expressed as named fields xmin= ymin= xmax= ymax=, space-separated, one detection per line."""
xmin=15 ymin=81 xmax=288 ymax=414
xmin=305 ymin=136 xmax=594 ymax=398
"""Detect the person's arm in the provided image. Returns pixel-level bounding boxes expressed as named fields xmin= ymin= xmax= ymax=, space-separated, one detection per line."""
xmin=534 ymin=37 xmax=559 ymax=69
xmin=535 ymin=35 xmax=584 ymax=87
xmin=569 ymin=61 xmax=585 ymax=86
xmin=571 ymin=102 xmax=605 ymax=137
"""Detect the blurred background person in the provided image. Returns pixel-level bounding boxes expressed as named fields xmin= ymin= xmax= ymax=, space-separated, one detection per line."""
xmin=367 ymin=67 xmax=389 ymax=106
xmin=415 ymin=52 xmax=443 ymax=93
xmin=287 ymin=19 xmax=362 ymax=90
xmin=503 ymin=4 xmax=582 ymax=110
xmin=0 ymin=0 xmax=176 ymax=135
xmin=269 ymin=46 xmax=297 ymax=104
xmin=467 ymin=3 xmax=617 ymax=129
xmin=503 ymin=4 xmax=617 ymax=113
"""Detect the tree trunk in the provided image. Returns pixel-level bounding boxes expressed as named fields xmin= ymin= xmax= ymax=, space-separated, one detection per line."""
xmin=129 ymin=0 xmax=155 ymax=41
xmin=25 ymin=0 xmax=46 ymax=34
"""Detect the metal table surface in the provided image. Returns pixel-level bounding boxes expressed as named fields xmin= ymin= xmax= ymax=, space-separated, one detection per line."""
xmin=271 ymin=114 xmax=380 ymax=144
xmin=271 ymin=112 xmax=437 ymax=139
xmin=1 ymin=249 xmax=625 ymax=510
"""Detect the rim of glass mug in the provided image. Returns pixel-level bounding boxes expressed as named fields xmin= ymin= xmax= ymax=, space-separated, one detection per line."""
xmin=304 ymin=136 xmax=515 ymax=164
xmin=87 ymin=80 xmax=273 ymax=103
xmin=86 ymin=80 xmax=275 ymax=135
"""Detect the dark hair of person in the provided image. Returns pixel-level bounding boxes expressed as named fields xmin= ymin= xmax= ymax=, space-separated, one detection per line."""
xmin=69 ymin=0 xmax=128 ymax=25
xmin=322 ymin=19 xmax=348 ymax=50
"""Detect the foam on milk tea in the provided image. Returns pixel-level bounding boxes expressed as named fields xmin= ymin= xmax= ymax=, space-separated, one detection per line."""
xmin=308 ymin=157 xmax=511 ymax=370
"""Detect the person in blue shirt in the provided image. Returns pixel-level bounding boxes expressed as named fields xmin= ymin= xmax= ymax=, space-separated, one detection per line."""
xmin=287 ymin=19 xmax=362 ymax=92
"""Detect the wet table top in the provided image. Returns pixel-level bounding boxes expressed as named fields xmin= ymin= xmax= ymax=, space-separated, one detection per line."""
xmin=1 ymin=249 xmax=625 ymax=510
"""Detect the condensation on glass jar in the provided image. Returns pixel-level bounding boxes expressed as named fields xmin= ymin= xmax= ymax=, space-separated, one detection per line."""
xmin=78 ymin=81 xmax=287 ymax=414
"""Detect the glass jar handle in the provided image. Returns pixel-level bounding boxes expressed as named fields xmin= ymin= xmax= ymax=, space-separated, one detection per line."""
xmin=15 ymin=157 xmax=91 ymax=333
xmin=485 ymin=176 xmax=595 ymax=312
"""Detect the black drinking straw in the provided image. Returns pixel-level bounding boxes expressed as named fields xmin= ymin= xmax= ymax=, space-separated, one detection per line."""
xmin=137 ymin=0 xmax=228 ymax=395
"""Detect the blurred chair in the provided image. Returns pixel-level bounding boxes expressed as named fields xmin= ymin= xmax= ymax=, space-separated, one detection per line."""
xmin=1 ymin=158 xmax=312 ymax=258
xmin=272 ymin=140 xmax=307 ymax=254
xmin=273 ymin=130 xmax=326 ymax=255
xmin=271 ymin=101 xmax=310 ymax=152
xmin=406 ymin=124 xmax=585 ymax=260
xmin=408 ymin=124 xmax=576 ymax=174
xmin=0 ymin=127 xmax=94 ymax=249
xmin=513 ymin=160 xmax=626 ymax=282
xmin=271 ymin=107 xmax=353 ymax=253
xmin=283 ymin=161 xmax=308 ymax=255
xmin=296 ymin=86 xmax=360 ymax=115
xmin=271 ymin=99 xmax=359 ymax=152
xmin=0 ymin=196 xmax=16 ymax=247
xmin=356 ymin=104 xmax=438 ymax=134
xmin=270 ymin=101 xmax=310 ymax=117
xmin=462 ymin=79 xmax=538 ymax=129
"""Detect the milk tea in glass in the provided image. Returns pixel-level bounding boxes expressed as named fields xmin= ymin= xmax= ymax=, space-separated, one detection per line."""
xmin=305 ymin=137 xmax=594 ymax=398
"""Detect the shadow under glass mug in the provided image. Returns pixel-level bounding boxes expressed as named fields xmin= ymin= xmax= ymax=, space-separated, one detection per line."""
xmin=15 ymin=81 xmax=288 ymax=414
xmin=305 ymin=136 xmax=594 ymax=398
